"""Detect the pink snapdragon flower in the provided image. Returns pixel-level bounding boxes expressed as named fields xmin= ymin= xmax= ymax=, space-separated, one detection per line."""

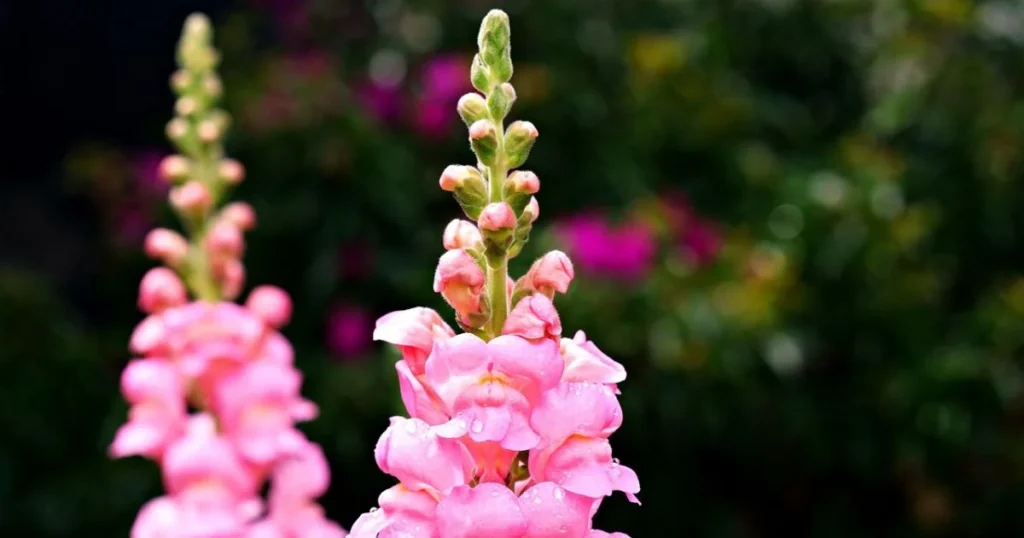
xmin=354 ymin=11 xmax=635 ymax=537
xmin=114 ymin=17 xmax=343 ymax=537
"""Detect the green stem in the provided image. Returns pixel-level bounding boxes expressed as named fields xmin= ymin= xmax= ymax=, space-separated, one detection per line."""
xmin=485 ymin=122 xmax=508 ymax=338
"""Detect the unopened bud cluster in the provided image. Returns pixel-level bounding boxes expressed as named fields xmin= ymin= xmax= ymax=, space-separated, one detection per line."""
xmin=113 ymin=14 xmax=344 ymax=538
xmin=355 ymin=10 xmax=638 ymax=538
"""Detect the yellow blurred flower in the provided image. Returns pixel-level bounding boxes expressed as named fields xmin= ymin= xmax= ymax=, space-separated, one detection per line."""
xmin=890 ymin=205 xmax=934 ymax=253
xmin=919 ymin=0 xmax=972 ymax=25
xmin=1001 ymin=278 xmax=1024 ymax=313
xmin=839 ymin=133 xmax=906 ymax=182
xmin=629 ymin=34 xmax=685 ymax=81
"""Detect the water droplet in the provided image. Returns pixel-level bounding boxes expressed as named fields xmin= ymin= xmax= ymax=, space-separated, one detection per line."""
xmin=612 ymin=458 xmax=620 ymax=465
xmin=533 ymin=495 xmax=543 ymax=504
xmin=404 ymin=420 xmax=418 ymax=434
xmin=455 ymin=418 xmax=467 ymax=430
xmin=491 ymin=488 xmax=502 ymax=497
xmin=558 ymin=525 xmax=568 ymax=534
xmin=369 ymin=507 xmax=378 ymax=513
xmin=553 ymin=486 xmax=565 ymax=500
xmin=471 ymin=420 xmax=484 ymax=433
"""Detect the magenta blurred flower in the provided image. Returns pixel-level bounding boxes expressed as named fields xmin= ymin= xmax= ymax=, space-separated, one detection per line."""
xmin=659 ymin=191 xmax=722 ymax=266
xmin=325 ymin=304 xmax=373 ymax=359
xmin=411 ymin=55 xmax=472 ymax=138
xmin=554 ymin=212 xmax=657 ymax=281
xmin=681 ymin=218 xmax=722 ymax=266
xmin=114 ymin=204 xmax=155 ymax=248
xmin=133 ymin=151 xmax=170 ymax=198
xmin=421 ymin=55 xmax=470 ymax=101
xmin=413 ymin=97 xmax=454 ymax=139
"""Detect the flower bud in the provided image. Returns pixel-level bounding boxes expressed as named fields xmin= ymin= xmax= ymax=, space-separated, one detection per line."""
xmin=487 ymin=83 xmax=516 ymax=121
xmin=503 ymin=170 xmax=539 ymax=215
xmin=433 ymin=249 xmax=486 ymax=317
xmin=217 ymin=258 xmax=245 ymax=301
xmin=144 ymin=228 xmax=189 ymax=266
xmin=457 ymin=93 xmax=489 ymax=127
xmin=524 ymin=196 xmax=540 ymax=223
xmin=439 ymin=165 xmax=481 ymax=192
xmin=440 ymin=165 xmax=488 ymax=220
xmin=197 ymin=119 xmax=221 ymax=142
xmin=478 ymin=203 xmax=516 ymax=257
xmin=139 ymin=267 xmax=188 ymax=314
xmin=246 ymin=285 xmax=292 ymax=328
xmin=504 ymin=121 xmax=538 ymax=169
xmin=470 ymin=54 xmax=492 ymax=94
xmin=175 ymin=96 xmax=199 ymax=117
xmin=166 ymin=118 xmax=190 ymax=141
xmin=205 ymin=220 xmax=245 ymax=259
xmin=507 ymin=198 xmax=538 ymax=259
xmin=202 ymin=74 xmax=222 ymax=98
xmin=477 ymin=10 xmax=513 ymax=82
xmin=158 ymin=155 xmax=190 ymax=182
xmin=171 ymin=69 xmax=191 ymax=93
xmin=220 ymin=202 xmax=256 ymax=231
xmin=477 ymin=202 xmax=516 ymax=232
xmin=218 ymin=159 xmax=245 ymax=184
xmin=169 ymin=181 xmax=212 ymax=215
xmin=522 ymin=250 xmax=575 ymax=297
xmin=443 ymin=219 xmax=483 ymax=251
xmin=469 ymin=120 xmax=500 ymax=166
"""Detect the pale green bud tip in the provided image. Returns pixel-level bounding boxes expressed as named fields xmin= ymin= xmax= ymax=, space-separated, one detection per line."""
xmin=478 ymin=10 xmax=511 ymax=50
xmin=457 ymin=93 xmax=489 ymax=126
xmin=183 ymin=13 xmax=212 ymax=41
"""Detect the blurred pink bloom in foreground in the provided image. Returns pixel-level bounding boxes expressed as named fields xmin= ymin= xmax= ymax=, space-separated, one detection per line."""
xmin=554 ymin=212 xmax=657 ymax=281
xmin=326 ymin=304 xmax=373 ymax=359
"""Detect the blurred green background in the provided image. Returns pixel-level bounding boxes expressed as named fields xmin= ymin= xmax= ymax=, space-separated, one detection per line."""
xmin=4 ymin=0 xmax=1024 ymax=536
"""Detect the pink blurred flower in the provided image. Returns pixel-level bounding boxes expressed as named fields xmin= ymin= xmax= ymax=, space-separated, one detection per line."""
xmin=421 ymin=55 xmax=470 ymax=101
xmin=659 ymin=191 xmax=722 ymax=266
xmin=132 ymin=151 xmax=169 ymax=198
xmin=412 ymin=55 xmax=472 ymax=138
xmin=325 ymin=304 xmax=373 ymax=359
xmin=554 ymin=212 xmax=657 ymax=281
xmin=113 ymin=204 xmax=156 ymax=248
xmin=413 ymin=97 xmax=455 ymax=139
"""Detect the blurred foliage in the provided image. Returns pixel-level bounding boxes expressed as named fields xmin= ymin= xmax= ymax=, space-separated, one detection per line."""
xmin=6 ymin=0 xmax=1024 ymax=536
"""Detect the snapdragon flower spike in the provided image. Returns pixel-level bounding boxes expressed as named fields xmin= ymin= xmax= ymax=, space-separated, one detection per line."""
xmin=361 ymin=9 xmax=637 ymax=537
xmin=111 ymin=13 xmax=344 ymax=538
